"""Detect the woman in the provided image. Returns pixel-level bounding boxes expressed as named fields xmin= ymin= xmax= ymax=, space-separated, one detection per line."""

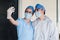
xmin=7 ymin=6 xmax=34 ymax=40
xmin=33 ymin=4 xmax=59 ymax=40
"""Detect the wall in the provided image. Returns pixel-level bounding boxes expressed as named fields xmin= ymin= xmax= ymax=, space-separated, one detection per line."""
xmin=18 ymin=0 xmax=56 ymax=22
xmin=58 ymin=0 xmax=60 ymax=33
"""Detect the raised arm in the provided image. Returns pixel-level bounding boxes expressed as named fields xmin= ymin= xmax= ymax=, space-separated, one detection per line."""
xmin=7 ymin=7 xmax=18 ymax=26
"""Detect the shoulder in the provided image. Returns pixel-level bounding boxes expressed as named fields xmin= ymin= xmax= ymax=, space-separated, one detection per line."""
xmin=45 ymin=16 xmax=52 ymax=24
xmin=16 ymin=18 xmax=24 ymax=22
xmin=32 ymin=18 xmax=39 ymax=27
xmin=16 ymin=18 xmax=24 ymax=25
xmin=46 ymin=16 xmax=57 ymax=31
xmin=45 ymin=16 xmax=55 ymax=28
xmin=32 ymin=18 xmax=39 ymax=24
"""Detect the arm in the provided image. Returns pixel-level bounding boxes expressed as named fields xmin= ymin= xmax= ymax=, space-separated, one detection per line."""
xmin=49 ymin=22 xmax=59 ymax=40
xmin=7 ymin=7 xmax=18 ymax=26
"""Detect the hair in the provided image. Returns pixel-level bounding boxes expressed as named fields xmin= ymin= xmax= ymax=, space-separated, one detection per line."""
xmin=44 ymin=11 xmax=45 ymax=15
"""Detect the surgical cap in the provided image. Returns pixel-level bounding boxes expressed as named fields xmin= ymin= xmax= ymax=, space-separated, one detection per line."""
xmin=26 ymin=6 xmax=34 ymax=13
xmin=35 ymin=4 xmax=45 ymax=11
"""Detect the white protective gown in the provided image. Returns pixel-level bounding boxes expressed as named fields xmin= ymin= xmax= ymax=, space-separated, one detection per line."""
xmin=32 ymin=16 xmax=59 ymax=40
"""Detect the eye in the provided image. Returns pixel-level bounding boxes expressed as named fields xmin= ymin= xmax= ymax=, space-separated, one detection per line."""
xmin=25 ymin=11 xmax=28 ymax=12
xmin=29 ymin=12 xmax=32 ymax=13
xmin=25 ymin=11 xmax=32 ymax=13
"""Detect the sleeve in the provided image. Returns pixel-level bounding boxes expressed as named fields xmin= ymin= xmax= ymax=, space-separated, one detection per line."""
xmin=16 ymin=18 xmax=23 ymax=26
xmin=16 ymin=18 xmax=23 ymax=37
xmin=49 ymin=22 xmax=59 ymax=40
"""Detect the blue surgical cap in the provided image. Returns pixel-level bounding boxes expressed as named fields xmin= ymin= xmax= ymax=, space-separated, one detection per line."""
xmin=35 ymin=4 xmax=45 ymax=11
xmin=26 ymin=6 xmax=34 ymax=13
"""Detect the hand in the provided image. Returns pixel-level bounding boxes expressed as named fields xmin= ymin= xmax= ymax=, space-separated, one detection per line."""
xmin=7 ymin=7 xmax=15 ymax=19
xmin=7 ymin=7 xmax=15 ymax=14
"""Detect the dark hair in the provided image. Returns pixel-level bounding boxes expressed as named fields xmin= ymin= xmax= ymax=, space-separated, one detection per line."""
xmin=44 ymin=11 xmax=45 ymax=15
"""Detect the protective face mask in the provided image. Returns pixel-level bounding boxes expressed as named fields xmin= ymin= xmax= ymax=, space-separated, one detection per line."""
xmin=35 ymin=11 xmax=41 ymax=18
xmin=25 ymin=13 xmax=32 ymax=19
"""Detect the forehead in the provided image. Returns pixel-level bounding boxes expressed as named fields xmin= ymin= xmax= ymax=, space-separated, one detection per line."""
xmin=26 ymin=8 xmax=32 ymax=12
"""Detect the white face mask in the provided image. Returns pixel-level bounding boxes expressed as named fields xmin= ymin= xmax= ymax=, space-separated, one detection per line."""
xmin=25 ymin=13 xmax=32 ymax=19
xmin=35 ymin=11 xmax=41 ymax=18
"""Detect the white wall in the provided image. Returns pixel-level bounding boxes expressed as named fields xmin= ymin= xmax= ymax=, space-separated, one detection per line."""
xmin=58 ymin=0 xmax=60 ymax=33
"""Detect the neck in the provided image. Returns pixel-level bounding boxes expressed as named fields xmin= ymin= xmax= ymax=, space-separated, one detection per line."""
xmin=24 ymin=18 xmax=30 ymax=23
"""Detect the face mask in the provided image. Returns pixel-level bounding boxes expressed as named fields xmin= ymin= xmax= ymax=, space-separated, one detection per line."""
xmin=35 ymin=11 xmax=41 ymax=18
xmin=25 ymin=13 xmax=32 ymax=19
